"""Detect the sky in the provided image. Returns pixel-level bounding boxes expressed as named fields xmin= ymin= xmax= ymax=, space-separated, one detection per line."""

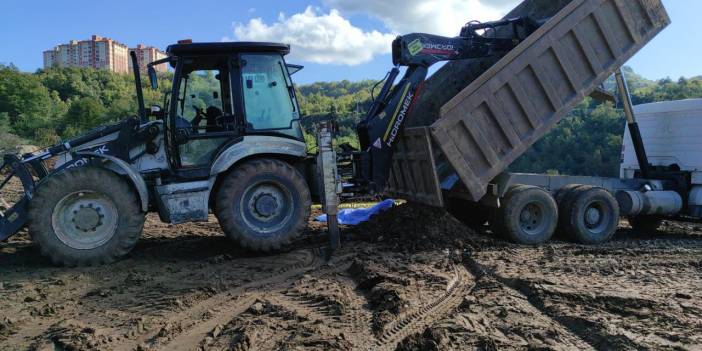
xmin=0 ymin=0 xmax=699 ymax=84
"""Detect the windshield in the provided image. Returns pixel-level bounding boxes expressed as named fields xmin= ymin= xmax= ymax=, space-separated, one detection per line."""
xmin=240 ymin=53 xmax=302 ymax=139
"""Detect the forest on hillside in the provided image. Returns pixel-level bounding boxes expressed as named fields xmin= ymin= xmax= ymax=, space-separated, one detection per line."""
xmin=1 ymin=64 xmax=701 ymax=177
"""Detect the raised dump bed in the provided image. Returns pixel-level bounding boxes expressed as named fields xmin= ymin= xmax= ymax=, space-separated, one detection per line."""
xmin=389 ymin=0 xmax=670 ymax=204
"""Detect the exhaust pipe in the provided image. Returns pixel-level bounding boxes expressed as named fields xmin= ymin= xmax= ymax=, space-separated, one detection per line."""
xmin=130 ymin=51 xmax=147 ymax=123
xmin=616 ymin=190 xmax=683 ymax=217
xmin=615 ymin=69 xmax=650 ymax=179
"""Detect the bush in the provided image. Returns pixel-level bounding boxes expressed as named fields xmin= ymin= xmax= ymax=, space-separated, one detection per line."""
xmin=0 ymin=130 xmax=26 ymax=155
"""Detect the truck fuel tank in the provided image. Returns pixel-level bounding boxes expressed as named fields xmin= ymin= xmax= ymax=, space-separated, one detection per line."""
xmin=616 ymin=190 xmax=683 ymax=217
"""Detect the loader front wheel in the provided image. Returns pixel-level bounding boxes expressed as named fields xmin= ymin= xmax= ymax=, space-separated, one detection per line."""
xmin=28 ymin=166 xmax=145 ymax=266
xmin=215 ymin=159 xmax=311 ymax=252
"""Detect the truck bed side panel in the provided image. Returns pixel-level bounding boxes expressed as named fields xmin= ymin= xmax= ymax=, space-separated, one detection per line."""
xmin=431 ymin=0 xmax=670 ymax=201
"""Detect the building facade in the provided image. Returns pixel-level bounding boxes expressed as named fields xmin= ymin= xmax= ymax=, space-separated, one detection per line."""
xmin=43 ymin=35 xmax=165 ymax=74
xmin=129 ymin=44 xmax=168 ymax=73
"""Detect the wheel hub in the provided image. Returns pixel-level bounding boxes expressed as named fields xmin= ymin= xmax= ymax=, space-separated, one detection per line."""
xmin=52 ymin=191 xmax=119 ymax=250
xmin=253 ymin=193 xmax=279 ymax=218
xmin=241 ymin=181 xmax=294 ymax=233
xmin=73 ymin=204 xmax=104 ymax=232
xmin=519 ymin=203 xmax=544 ymax=234
xmin=247 ymin=185 xmax=286 ymax=222
xmin=585 ymin=207 xmax=602 ymax=226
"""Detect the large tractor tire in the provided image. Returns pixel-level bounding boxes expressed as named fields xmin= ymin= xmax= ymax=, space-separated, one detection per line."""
xmin=28 ymin=166 xmax=145 ymax=266
xmin=493 ymin=185 xmax=558 ymax=245
xmin=561 ymin=186 xmax=619 ymax=244
xmin=215 ymin=159 xmax=311 ymax=252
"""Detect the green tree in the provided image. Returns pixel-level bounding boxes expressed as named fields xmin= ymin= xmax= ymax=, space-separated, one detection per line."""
xmin=62 ymin=97 xmax=106 ymax=137
xmin=0 ymin=64 xmax=53 ymax=137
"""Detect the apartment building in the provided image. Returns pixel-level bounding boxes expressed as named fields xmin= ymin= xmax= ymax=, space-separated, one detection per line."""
xmin=129 ymin=44 xmax=168 ymax=73
xmin=43 ymin=35 xmax=165 ymax=74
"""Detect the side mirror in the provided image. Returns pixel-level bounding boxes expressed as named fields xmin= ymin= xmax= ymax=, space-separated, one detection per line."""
xmin=148 ymin=66 xmax=158 ymax=90
xmin=213 ymin=91 xmax=219 ymax=99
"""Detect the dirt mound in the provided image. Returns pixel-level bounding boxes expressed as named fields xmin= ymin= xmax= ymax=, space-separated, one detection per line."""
xmin=351 ymin=202 xmax=482 ymax=252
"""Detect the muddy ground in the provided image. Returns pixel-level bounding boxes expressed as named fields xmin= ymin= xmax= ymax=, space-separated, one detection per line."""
xmin=1 ymin=195 xmax=702 ymax=350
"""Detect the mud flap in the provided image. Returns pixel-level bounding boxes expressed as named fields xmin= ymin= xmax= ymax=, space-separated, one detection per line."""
xmin=0 ymin=155 xmax=36 ymax=241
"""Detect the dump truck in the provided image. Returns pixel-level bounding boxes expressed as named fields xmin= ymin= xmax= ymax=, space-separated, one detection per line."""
xmin=0 ymin=0 xmax=686 ymax=266
xmin=381 ymin=0 xmax=702 ymax=245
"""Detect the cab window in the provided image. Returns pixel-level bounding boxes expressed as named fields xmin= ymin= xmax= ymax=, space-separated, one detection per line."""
xmin=241 ymin=53 xmax=301 ymax=138
xmin=173 ymin=56 xmax=233 ymax=168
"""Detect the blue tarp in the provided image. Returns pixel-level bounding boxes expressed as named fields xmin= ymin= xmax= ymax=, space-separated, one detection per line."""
xmin=315 ymin=199 xmax=395 ymax=225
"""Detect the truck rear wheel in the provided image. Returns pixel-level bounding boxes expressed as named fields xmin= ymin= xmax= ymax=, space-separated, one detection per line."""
xmin=561 ymin=186 xmax=619 ymax=244
xmin=494 ymin=185 xmax=557 ymax=245
xmin=215 ymin=159 xmax=311 ymax=252
xmin=28 ymin=166 xmax=145 ymax=266
xmin=555 ymin=184 xmax=589 ymax=235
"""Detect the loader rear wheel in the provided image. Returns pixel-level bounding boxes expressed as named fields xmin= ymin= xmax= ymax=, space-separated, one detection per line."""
xmin=28 ymin=166 xmax=145 ymax=266
xmin=215 ymin=159 xmax=311 ymax=252
xmin=495 ymin=185 xmax=557 ymax=245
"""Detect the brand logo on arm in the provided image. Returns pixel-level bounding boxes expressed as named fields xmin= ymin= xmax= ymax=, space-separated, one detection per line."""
xmin=421 ymin=42 xmax=457 ymax=56
xmin=408 ymin=39 xmax=423 ymax=56
xmin=383 ymin=85 xmax=414 ymax=147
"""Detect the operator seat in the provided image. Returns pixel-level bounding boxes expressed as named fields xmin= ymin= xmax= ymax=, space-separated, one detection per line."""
xmin=205 ymin=106 xmax=223 ymax=133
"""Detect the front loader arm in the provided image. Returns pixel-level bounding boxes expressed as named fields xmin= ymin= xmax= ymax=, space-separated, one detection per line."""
xmin=355 ymin=65 xmax=428 ymax=191
xmin=354 ymin=17 xmax=541 ymax=192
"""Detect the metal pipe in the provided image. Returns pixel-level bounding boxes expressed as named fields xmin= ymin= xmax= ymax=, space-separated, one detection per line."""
xmin=615 ymin=68 xmax=650 ymax=178
xmin=616 ymin=190 xmax=683 ymax=216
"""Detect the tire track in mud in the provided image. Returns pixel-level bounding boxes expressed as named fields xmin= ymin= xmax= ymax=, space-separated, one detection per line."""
xmin=463 ymin=256 xmax=600 ymax=349
xmin=114 ymin=248 xmax=322 ymax=351
xmin=152 ymin=250 xmax=359 ymax=351
xmin=374 ymin=263 xmax=472 ymax=351
xmin=461 ymin=250 xmax=696 ymax=350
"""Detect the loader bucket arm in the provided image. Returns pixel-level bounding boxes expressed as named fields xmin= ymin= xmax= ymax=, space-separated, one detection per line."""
xmin=0 ymin=154 xmax=37 ymax=241
xmin=354 ymin=17 xmax=541 ymax=192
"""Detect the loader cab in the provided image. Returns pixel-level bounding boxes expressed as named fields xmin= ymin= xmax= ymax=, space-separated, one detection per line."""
xmin=158 ymin=42 xmax=304 ymax=174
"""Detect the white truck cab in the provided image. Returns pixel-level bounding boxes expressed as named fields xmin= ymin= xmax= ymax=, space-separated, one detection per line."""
xmin=622 ymin=99 xmax=702 ymax=217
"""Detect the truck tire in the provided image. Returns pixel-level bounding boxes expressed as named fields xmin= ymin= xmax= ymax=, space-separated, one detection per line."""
xmin=215 ymin=159 xmax=311 ymax=252
xmin=628 ymin=216 xmax=663 ymax=233
xmin=494 ymin=185 xmax=557 ymax=245
xmin=562 ymin=186 xmax=619 ymax=244
xmin=555 ymin=184 xmax=588 ymax=235
xmin=28 ymin=166 xmax=145 ymax=266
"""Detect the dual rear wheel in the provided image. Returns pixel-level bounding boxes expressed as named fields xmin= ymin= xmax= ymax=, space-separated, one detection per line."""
xmin=466 ymin=184 xmax=619 ymax=245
